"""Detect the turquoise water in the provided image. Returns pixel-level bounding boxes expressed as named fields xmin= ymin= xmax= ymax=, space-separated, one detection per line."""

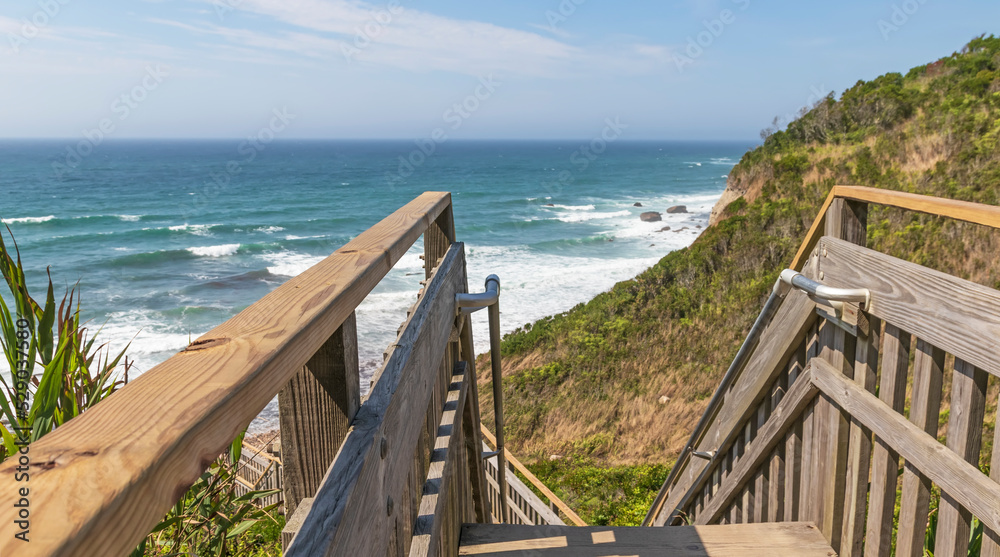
xmin=0 ymin=139 xmax=750 ymax=429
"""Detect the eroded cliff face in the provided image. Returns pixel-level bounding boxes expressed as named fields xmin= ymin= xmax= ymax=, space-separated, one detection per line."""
xmin=708 ymin=162 xmax=772 ymax=226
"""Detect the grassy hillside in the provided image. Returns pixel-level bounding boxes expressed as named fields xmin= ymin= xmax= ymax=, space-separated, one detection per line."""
xmin=479 ymin=34 xmax=1000 ymax=525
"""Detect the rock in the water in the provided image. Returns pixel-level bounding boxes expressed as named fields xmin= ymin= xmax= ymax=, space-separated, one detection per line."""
xmin=674 ymin=227 xmax=689 ymax=233
xmin=633 ymin=202 xmax=643 ymax=207
xmin=667 ymin=205 xmax=688 ymax=214
xmin=658 ymin=395 xmax=670 ymax=404
xmin=640 ymin=211 xmax=662 ymax=222
xmin=696 ymin=224 xmax=702 ymax=229
xmin=659 ymin=226 xmax=671 ymax=232
xmin=544 ymin=203 xmax=555 ymax=207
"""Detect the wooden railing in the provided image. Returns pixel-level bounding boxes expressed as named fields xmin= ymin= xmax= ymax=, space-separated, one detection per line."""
xmin=648 ymin=186 xmax=1000 ymax=557
xmin=0 ymin=192 xmax=494 ymax=557
xmin=479 ymin=425 xmax=586 ymax=527
xmin=232 ymin=442 xmax=283 ymax=509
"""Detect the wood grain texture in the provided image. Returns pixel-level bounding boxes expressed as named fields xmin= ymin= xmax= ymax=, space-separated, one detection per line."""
xmin=896 ymin=339 xmax=944 ymax=557
xmin=409 ymin=363 xmax=470 ymax=557
xmin=281 ymin=497 xmax=314 ymax=551
xmin=935 ymin=359 xmax=988 ymax=557
xmin=285 ymin=242 xmax=465 ymax=557
xmin=0 ymin=192 xmax=452 ymax=557
xmin=697 ymin=367 xmax=819 ymax=524
xmin=791 ymin=185 xmax=1000 ymax=271
xmin=864 ymin=324 xmax=911 ymax=557
xmin=279 ymin=312 xmax=360 ymax=520
xmin=658 ymin=290 xmax=818 ymax=524
xmin=811 ymin=357 xmax=1000 ymax=537
xmin=816 ymin=320 xmax=855 ymax=553
xmin=984 ymin=399 xmax=1000 ymax=557
xmin=840 ymin=315 xmax=880 ymax=557
xmin=458 ymin=312 xmax=490 ymax=525
xmin=767 ymin=369 xmax=787 ymax=523
xmin=784 ymin=344 xmax=806 ymax=522
xmin=459 ymin=522 xmax=836 ymax=556
xmin=819 ymin=236 xmax=1000 ymax=378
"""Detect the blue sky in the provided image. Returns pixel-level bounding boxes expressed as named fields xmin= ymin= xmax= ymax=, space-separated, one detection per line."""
xmin=1 ymin=0 xmax=998 ymax=140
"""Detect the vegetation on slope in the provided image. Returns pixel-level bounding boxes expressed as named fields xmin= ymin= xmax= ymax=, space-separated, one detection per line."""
xmin=480 ymin=34 xmax=1000 ymax=525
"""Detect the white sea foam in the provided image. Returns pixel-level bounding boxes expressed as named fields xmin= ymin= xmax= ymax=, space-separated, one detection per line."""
xmin=553 ymin=210 xmax=630 ymax=223
xmin=547 ymin=204 xmax=595 ymax=211
xmin=187 ymin=244 xmax=240 ymax=257
xmin=117 ymin=215 xmax=141 ymax=222
xmin=3 ymin=215 xmax=55 ymax=224
xmin=262 ymin=251 xmax=324 ymax=276
xmin=285 ymin=234 xmax=325 ymax=240
xmin=255 ymin=226 xmax=285 ymax=234
xmin=170 ymin=223 xmax=218 ymax=236
xmin=95 ymin=309 xmax=204 ymax=377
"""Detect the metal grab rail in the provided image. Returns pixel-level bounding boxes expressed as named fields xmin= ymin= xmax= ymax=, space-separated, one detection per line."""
xmin=456 ymin=275 xmax=509 ymax=523
xmin=778 ymin=269 xmax=871 ymax=308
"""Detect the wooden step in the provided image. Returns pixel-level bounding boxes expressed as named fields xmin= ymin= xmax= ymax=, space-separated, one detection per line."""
xmin=458 ymin=522 xmax=835 ymax=556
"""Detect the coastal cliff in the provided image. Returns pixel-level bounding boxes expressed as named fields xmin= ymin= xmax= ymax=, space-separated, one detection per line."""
xmin=486 ymin=34 xmax=1000 ymax=524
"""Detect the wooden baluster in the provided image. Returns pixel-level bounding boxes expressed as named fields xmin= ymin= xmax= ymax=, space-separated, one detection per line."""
xmin=741 ymin=420 xmax=755 ymax=522
xmin=816 ymin=319 xmax=856 ymax=553
xmin=784 ymin=344 xmax=805 ymax=522
xmin=983 ymin=395 xmax=1000 ymax=557
xmin=935 ymin=359 xmax=988 ymax=557
xmin=896 ymin=339 xmax=944 ymax=557
xmin=864 ymin=324 xmax=911 ymax=557
xmin=767 ymin=368 xmax=787 ymax=522
xmin=279 ymin=312 xmax=360 ymax=522
xmin=753 ymin=401 xmax=769 ymax=522
xmin=424 ymin=202 xmax=455 ymax=279
xmin=841 ymin=316 xmax=881 ymax=556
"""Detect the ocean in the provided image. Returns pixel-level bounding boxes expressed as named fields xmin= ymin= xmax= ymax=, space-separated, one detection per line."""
xmin=0 ymin=139 xmax=751 ymax=431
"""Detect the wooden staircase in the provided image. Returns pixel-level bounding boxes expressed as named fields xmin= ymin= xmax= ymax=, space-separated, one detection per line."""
xmin=5 ymin=187 xmax=1000 ymax=556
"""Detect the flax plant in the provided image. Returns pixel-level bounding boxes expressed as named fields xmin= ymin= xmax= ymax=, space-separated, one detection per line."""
xmin=0 ymin=226 xmax=131 ymax=461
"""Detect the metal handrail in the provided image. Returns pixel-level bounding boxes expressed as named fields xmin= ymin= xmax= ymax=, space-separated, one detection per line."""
xmin=456 ymin=275 xmax=508 ymax=523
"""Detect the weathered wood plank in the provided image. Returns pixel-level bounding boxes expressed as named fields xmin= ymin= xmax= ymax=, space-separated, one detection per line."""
xmin=767 ymin=369 xmax=787 ymax=523
xmin=697 ymin=368 xmax=819 ymax=524
xmin=286 ymin=243 xmax=465 ymax=557
xmin=658 ymin=290 xmax=818 ymax=524
xmin=935 ymin=359 xmax=988 ymax=557
xmin=0 ymin=192 xmax=453 ymax=557
xmin=457 ymin=313 xmax=490 ymax=525
xmin=409 ymin=363 xmax=469 ymax=557
xmin=840 ymin=315 xmax=880 ymax=557
xmin=424 ymin=203 xmax=455 ymax=280
xmin=864 ymin=324 xmax=910 ymax=557
xmin=279 ymin=312 xmax=360 ymax=521
xmin=819 ymin=236 xmax=1000 ymax=378
xmin=811 ymin=357 xmax=1000 ymax=536
xmin=896 ymin=339 xmax=944 ymax=557
xmin=816 ymin=320 xmax=855 ymax=553
xmin=281 ymin=497 xmax=314 ymax=551
xmin=791 ymin=185 xmax=1000 ymax=271
xmin=459 ymin=522 xmax=835 ymax=556
xmin=985 ymin=396 xmax=1000 ymax=557
xmin=784 ymin=345 xmax=805 ymax=522
xmin=752 ymin=402 xmax=769 ymax=522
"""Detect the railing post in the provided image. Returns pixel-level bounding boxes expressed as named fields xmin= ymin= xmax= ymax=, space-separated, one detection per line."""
xmin=813 ymin=197 xmax=867 ymax=553
xmin=279 ymin=312 xmax=360 ymax=521
xmin=425 ymin=200 xmax=455 ymax=278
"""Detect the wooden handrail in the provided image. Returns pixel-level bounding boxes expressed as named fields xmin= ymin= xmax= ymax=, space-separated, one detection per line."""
xmin=479 ymin=424 xmax=587 ymax=527
xmin=0 ymin=192 xmax=452 ymax=556
xmin=650 ymin=185 xmax=1000 ymax=527
xmin=791 ymin=185 xmax=1000 ymax=271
